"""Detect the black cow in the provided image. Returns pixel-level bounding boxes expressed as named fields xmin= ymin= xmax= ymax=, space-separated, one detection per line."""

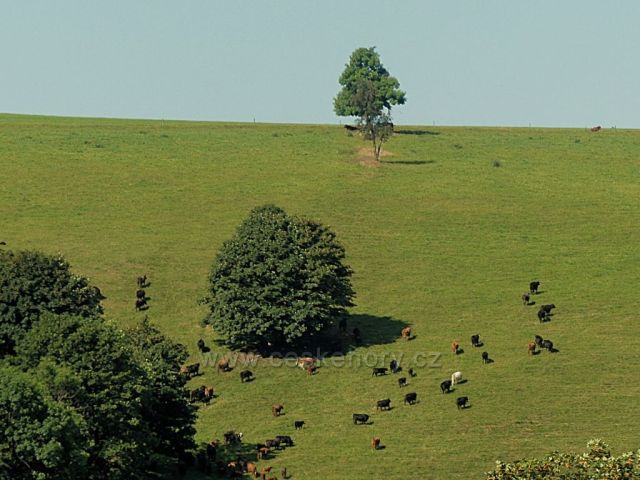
xmin=344 ymin=124 xmax=359 ymax=132
xmin=522 ymin=292 xmax=530 ymax=305
xmin=353 ymin=413 xmax=369 ymax=425
xmin=197 ymin=338 xmax=206 ymax=352
xmin=456 ymin=396 xmax=469 ymax=409
xmin=534 ymin=335 xmax=544 ymax=347
xmin=189 ymin=386 xmax=205 ymax=403
xmin=224 ymin=431 xmax=242 ymax=445
xmin=398 ymin=377 xmax=407 ymax=388
xmin=372 ymin=367 xmax=388 ymax=377
xmin=181 ymin=363 xmax=200 ymax=378
xmin=137 ymin=275 xmax=147 ymax=288
xmin=404 ymin=392 xmax=417 ymax=405
xmin=265 ymin=438 xmax=281 ymax=449
xmin=376 ymin=399 xmax=391 ymax=411
xmin=294 ymin=420 xmax=305 ymax=430
xmin=390 ymin=359 xmax=399 ymax=373
xmin=135 ymin=298 xmax=147 ymax=311
xmin=440 ymin=380 xmax=452 ymax=394
xmin=541 ymin=304 xmax=556 ymax=314
xmin=239 ymin=370 xmax=253 ymax=383
xmin=471 ymin=334 xmax=481 ymax=347
xmin=530 ymin=281 xmax=540 ymax=294
xmin=136 ymin=289 xmax=146 ymax=299
xmin=275 ymin=435 xmax=294 ymax=447
xmin=541 ymin=339 xmax=554 ymax=352
xmin=482 ymin=351 xmax=489 ymax=364
xmin=537 ymin=308 xmax=547 ymax=322
xmin=409 ymin=368 xmax=417 ymax=377
xmin=338 ymin=317 xmax=347 ymax=333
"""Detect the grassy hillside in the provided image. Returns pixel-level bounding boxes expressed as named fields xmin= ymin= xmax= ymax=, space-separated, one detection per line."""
xmin=1 ymin=114 xmax=639 ymax=479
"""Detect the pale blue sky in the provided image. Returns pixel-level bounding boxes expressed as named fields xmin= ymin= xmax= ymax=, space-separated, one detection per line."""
xmin=1 ymin=1 xmax=638 ymax=127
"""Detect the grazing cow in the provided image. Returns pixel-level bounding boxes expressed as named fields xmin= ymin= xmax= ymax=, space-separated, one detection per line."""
xmin=257 ymin=447 xmax=270 ymax=460
xmin=136 ymin=289 xmax=146 ymax=300
xmin=482 ymin=351 xmax=489 ymax=364
xmin=541 ymin=304 xmax=556 ymax=314
xmin=240 ymin=370 xmax=253 ymax=382
xmin=537 ymin=308 xmax=548 ymax=323
xmin=409 ymin=368 xmax=417 ymax=377
xmin=353 ymin=413 xmax=369 ymax=425
xmin=260 ymin=466 xmax=273 ymax=478
xmin=275 ymin=435 xmax=294 ymax=447
xmin=272 ymin=403 xmax=284 ymax=416
xmin=471 ymin=334 xmax=481 ymax=347
xmin=217 ymin=359 xmax=230 ymax=373
xmin=371 ymin=437 xmax=381 ymax=450
xmin=389 ymin=359 xmax=399 ymax=373
xmin=197 ymin=338 xmax=206 ymax=352
xmin=451 ymin=371 xmax=463 ymax=385
xmin=265 ymin=439 xmax=281 ymax=450
xmin=591 ymin=125 xmax=602 ymax=132
xmin=297 ymin=357 xmax=315 ymax=369
xmin=401 ymin=326 xmax=412 ymax=340
xmin=202 ymin=387 xmax=214 ymax=405
xmin=530 ymin=281 xmax=540 ymax=294
xmin=541 ymin=339 xmax=554 ymax=352
xmin=398 ymin=377 xmax=407 ymax=388
xmin=189 ymin=386 xmax=205 ymax=403
xmin=534 ymin=335 xmax=544 ymax=347
xmin=440 ymin=379 xmax=452 ymax=394
xmin=372 ymin=367 xmax=388 ymax=376
xmin=344 ymin=124 xmax=359 ymax=132
xmin=135 ymin=298 xmax=147 ymax=311
xmin=456 ymin=396 xmax=469 ymax=409
xmin=527 ymin=342 xmax=536 ymax=355
xmin=451 ymin=340 xmax=460 ymax=354
xmin=306 ymin=365 xmax=318 ymax=376
xmin=294 ymin=420 xmax=305 ymax=430
xmin=404 ymin=392 xmax=418 ymax=405
xmin=180 ymin=363 xmax=200 ymax=378
xmin=137 ymin=275 xmax=147 ymax=288
xmin=224 ymin=431 xmax=242 ymax=444
xmin=522 ymin=293 xmax=530 ymax=305
xmin=376 ymin=399 xmax=391 ymax=411
xmin=247 ymin=463 xmax=258 ymax=476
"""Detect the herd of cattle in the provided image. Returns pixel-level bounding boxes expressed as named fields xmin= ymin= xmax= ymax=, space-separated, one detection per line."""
xmin=172 ymin=279 xmax=559 ymax=478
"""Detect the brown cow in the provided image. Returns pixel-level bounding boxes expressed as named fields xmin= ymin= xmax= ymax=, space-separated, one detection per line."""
xmin=590 ymin=125 xmax=602 ymax=132
xmin=246 ymin=463 xmax=258 ymax=476
xmin=306 ymin=365 xmax=317 ymax=376
xmin=257 ymin=447 xmax=270 ymax=460
xmin=371 ymin=436 xmax=381 ymax=450
xmin=401 ymin=326 xmax=412 ymax=340
xmin=451 ymin=340 xmax=460 ymax=354
xmin=217 ymin=359 xmax=230 ymax=373
xmin=260 ymin=466 xmax=272 ymax=480
xmin=297 ymin=357 xmax=315 ymax=369
xmin=528 ymin=342 xmax=536 ymax=355
xmin=272 ymin=403 xmax=284 ymax=416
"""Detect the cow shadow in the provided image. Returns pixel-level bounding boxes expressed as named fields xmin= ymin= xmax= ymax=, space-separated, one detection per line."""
xmin=380 ymin=160 xmax=435 ymax=165
xmin=548 ymin=347 xmax=560 ymax=353
xmin=472 ymin=342 xmax=484 ymax=348
xmin=455 ymin=348 xmax=465 ymax=355
xmin=527 ymin=301 xmax=536 ymax=306
xmin=395 ymin=129 xmax=441 ymax=136
xmin=483 ymin=358 xmax=495 ymax=364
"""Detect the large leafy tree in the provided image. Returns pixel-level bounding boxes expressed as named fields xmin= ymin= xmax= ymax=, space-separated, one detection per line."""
xmin=0 ymin=366 xmax=88 ymax=480
xmin=15 ymin=313 xmax=196 ymax=480
xmin=485 ymin=439 xmax=640 ymax=479
xmin=334 ymin=47 xmax=406 ymax=161
xmin=0 ymin=250 xmax=104 ymax=356
xmin=203 ymin=205 xmax=355 ymax=352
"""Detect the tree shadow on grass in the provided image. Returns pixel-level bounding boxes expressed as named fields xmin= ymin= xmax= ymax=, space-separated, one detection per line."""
xmin=380 ymin=160 xmax=435 ymax=165
xmin=395 ymin=129 xmax=441 ymax=136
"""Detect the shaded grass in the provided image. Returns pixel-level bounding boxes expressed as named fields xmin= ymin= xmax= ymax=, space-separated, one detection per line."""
xmin=1 ymin=115 xmax=639 ymax=478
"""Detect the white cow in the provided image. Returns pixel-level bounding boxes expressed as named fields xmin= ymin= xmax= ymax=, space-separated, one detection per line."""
xmin=451 ymin=371 xmax=463 ymax=385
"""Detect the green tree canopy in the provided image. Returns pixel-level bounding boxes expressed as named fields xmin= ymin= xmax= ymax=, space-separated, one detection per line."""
xmin=15 ymin=313 xmax=195 ymax=480
xmin=485 ymin=439 xmax=640 ymax=479
xmin=203 ymin=205 xmax=355 ymax=352
xmin=0 ymin=250 xmax=104 ymax=356
xmin=0 ymin=366 xmax=88 ymax=480
xmin=334 ymin=48 xmax=406 ymax=162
